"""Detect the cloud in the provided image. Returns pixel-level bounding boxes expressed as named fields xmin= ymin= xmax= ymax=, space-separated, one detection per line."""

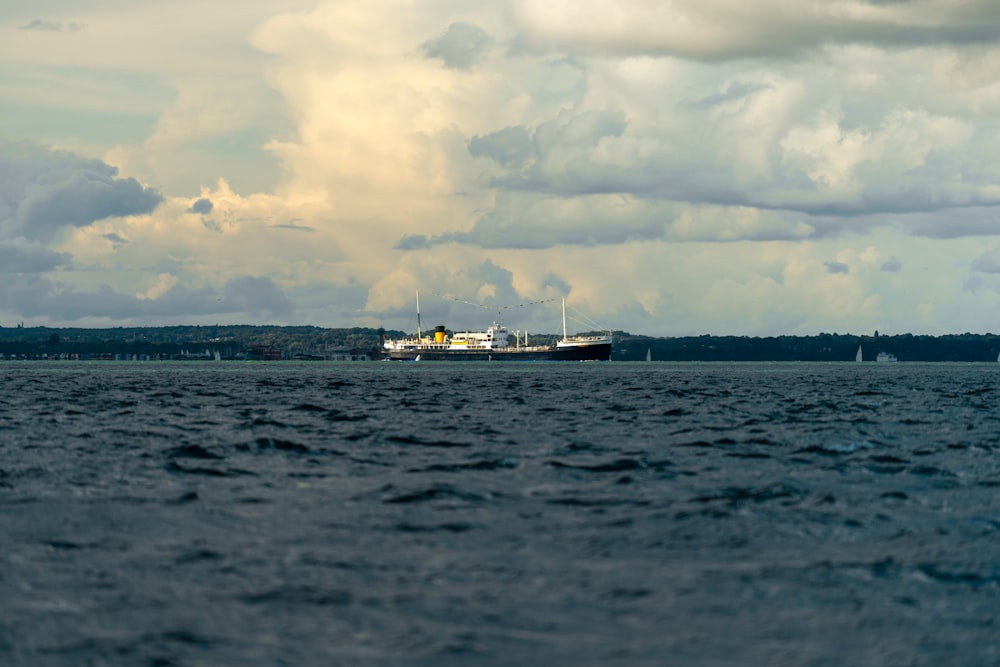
xmin=421 ymin=22 xmax=492 ymax=70
xmin=103 ymin=232 xmax=128 ymax=247
xmin=188 ymin=198 xmax=213 ymax=214
xmin=0 ymin=142 xmax=162 ymax=243
xmin=18 ymin=19 xmax=85 ymax=33
xmin=880 ymin=256 xmax=902 ymax=271
xmin=10 ymin=1 xmax=1000 ymax=337
xmin=269 ymin=222 xmax=315 ymax=232
xmin=465 ymin=97 xmax=995 ymax=222
xmin=223 ymin=276 xmax=294 ymax=318
xmin=511 ymin=0 xmax=1000 ymax=62
xmin=394 ymin=234 xmax=431 ymax=251
xmin=0 ymin=273 xmax=293 ymax=322
xmin=971 ymin=252 xmax=1000 ymax=274
xmin=0 ymin=239 xmax=71 ymax=274
xmin=684 ymin=81 xmax=774 ymax=110
xmin=397 ymin=193 xmax=819 ymax=251
xmin=469 ymin=126 xmax=533 ymax=168
xmin=901 ymin=208 xmax=1000 ymax=239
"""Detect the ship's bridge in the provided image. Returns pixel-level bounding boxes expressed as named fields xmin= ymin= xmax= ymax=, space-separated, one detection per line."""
xmin=449 ymin=323 xmax=509 ymax=349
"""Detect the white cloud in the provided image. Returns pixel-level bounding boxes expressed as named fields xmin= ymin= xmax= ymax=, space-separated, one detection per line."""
xmin=3 ymin=1 xmax=1000 ymax=335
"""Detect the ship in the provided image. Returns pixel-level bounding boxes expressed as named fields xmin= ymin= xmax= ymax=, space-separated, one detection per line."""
xmin=382 ymin=293 xmax=612 ymax=361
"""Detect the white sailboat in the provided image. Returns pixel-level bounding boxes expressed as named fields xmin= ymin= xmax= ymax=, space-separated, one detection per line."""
xmin=646 ymin=348 xmax=652 ymax=362
xmin=855 ymin=345 xmax=862 ymax=362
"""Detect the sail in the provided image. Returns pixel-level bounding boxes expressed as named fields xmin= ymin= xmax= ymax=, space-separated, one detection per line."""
xmin=646 ymin=348 xmax=652 ymax=362
xmin=855 ymin=345 xmax=862 ymax=362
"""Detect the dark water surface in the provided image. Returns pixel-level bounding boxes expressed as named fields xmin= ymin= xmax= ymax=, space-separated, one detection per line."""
xmin=1 ymin=361 xmax=999 ymax=666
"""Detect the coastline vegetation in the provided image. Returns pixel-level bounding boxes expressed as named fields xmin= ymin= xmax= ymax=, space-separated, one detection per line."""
xmin=2 ymin=325 xmax=1000 ymax=362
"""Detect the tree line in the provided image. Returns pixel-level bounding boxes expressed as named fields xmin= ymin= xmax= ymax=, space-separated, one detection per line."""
xmin=3 ymin=325 xmax=1000 ymax=361
xmin=0 ymin=325 xmax=400 ymax=359
xmin=612 ymin=332 xmax=1000 ymax=362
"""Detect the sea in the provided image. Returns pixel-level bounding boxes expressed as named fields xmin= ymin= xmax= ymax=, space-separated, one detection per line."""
xmin=1 ymin=361 xmax=998 ymax=667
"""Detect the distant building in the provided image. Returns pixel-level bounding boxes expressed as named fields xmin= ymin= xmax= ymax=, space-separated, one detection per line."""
xmin=248 ymin=344 xmax=282 ymax=361
xmin=326 ymin=347 xmax=371 ymax=361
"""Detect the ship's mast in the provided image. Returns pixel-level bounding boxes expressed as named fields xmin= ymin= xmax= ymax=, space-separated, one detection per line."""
xmin=416 ymin=290 xmax=422 ymax=341
xmin=562 ymin=297 xmax=567 ymax=341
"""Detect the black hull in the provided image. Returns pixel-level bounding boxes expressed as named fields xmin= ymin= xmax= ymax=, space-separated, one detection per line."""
xmin=386 ymin=343 xmax=612 ymax=362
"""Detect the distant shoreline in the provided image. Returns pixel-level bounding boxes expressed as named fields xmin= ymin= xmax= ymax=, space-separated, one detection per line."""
xmin=2 ymin=325 xmax=1000 ymax=362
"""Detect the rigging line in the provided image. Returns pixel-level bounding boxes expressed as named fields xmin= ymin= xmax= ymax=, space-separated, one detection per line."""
xmin=428 ymin=291 xmax=556 ymax=311
xmin=564 ymin=304 xmax=608 ymax=332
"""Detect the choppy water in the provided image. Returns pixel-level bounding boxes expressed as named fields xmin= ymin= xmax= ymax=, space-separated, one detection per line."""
xmin=1 ymin=361 xmax=999 ymax=666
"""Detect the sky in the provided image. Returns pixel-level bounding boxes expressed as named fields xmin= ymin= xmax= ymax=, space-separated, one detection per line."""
xmin=3 ymin=0 xmax=1000 ymax=337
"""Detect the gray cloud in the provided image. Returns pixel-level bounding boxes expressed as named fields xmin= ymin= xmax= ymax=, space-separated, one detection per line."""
xmin=825 ymin=261 xmax=850 ymax=274
xmin=469 ymin=126 xmax=533 ymax=168
xmin=394 ymin=234 xmax=432 ymax=250
xmin=398 ymin=190 xmax=821 ymax=251
xmin=422 ymin=22 xmax=492 ymax=70
xmin=0 ymin=276 xmax=134 ymax=320
xmin=222 ymin=276 xmax=293 ymax=318
xmin=514 ymin=112 xmax=995 ymax=217
xmin=903 ymin=208 xmax=1000 ymax=239
xmin=881 ymin=256 xmax=902 ymax=272
xmin=367 ymin=260 xmax=545 ymax=329
xmin=270 ymin=222 xmax=315 ymax=232
xmin=448 ymin=95 xmax=1000 ymax=252
xmin=971 ymin=252 xmax=1000 ymax=274
xmin=0 ymin=273 xmax=293 ymax=322
xmin=685 ymin=82 xmax=773 ymax=110
xmin=395 ymin=197 xmax=668 ymax=249
xmin=188 ymin=198 xmax=213 ymax=214
xmin=1 ymin=141 xmax=162 ymax=243
xmin=19 ymin=19 xmax=85 ymax=33
xmin=407 ymin=215 xmax=666 ymax=250
xmin=540 ymin=272 xmax=571 ymax=295
xmin=0 ymin=240 xmax=71 ymax=274
xmin=0 ymin=143 xmax=161 ymax=305
xmin=518 ymin=1 xmax=1000 ymax=62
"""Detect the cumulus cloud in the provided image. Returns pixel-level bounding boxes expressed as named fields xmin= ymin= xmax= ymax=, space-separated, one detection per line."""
xmin=0 ymin=142 xmax=162 ymax=243
xmin=10 ymin=1 xmax=1000 ymax=336
xmin=0 ymin=239 xmax=71 ymax=274
xmin=421 ymin=22 xmax=492 ymax=70
xmin=0 ymin=142 xmax=161 ymax=305
xmin=0 ymin=142 xmax=302 ymax=324
xmin=469 ymin=126 xmax=533 ymax=168
xmin=462 ymin=94 xmax=997 ymax=227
